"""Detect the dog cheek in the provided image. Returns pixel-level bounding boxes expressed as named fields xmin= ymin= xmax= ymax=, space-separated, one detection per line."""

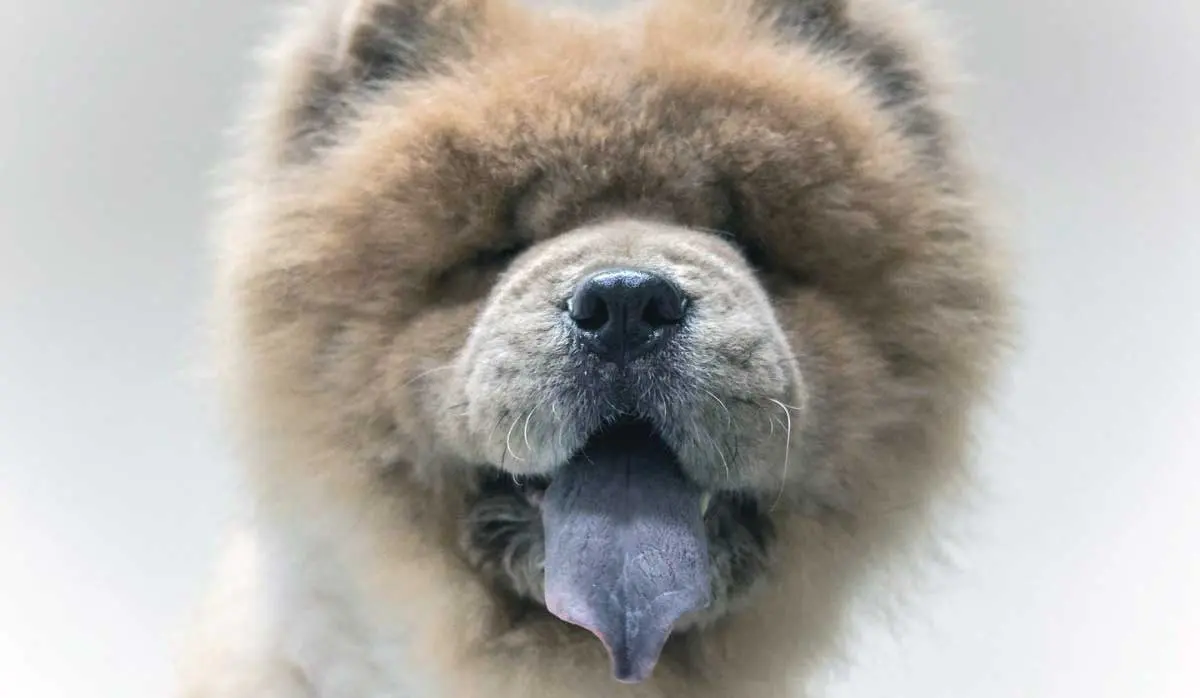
xmin=461 ymin=308 xmax=562 ymax=440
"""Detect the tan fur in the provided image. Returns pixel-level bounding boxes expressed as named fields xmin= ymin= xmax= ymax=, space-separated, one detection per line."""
xmin=182 ymin=0 xmax=1014 ymax=696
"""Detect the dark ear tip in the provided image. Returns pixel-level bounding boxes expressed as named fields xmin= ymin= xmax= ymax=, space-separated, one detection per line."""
xmin=330 ymin=0 xmax=421 ymax=74
xmin=276 ymin=0 xmax=495 ymax=163
xmin=769 ymin=0 xmax=848 ymax=30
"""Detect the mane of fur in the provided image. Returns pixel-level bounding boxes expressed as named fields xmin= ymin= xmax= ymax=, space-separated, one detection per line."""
xmin=181 ymin=1 xmax=1014 ymax=696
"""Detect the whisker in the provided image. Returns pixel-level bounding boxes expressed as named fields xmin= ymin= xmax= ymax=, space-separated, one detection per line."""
xmin=703 ymin=389 xmax=732 ymax=427
xmin=505 ymin=413 xmax=525 ymax=463
xmin=717 ymin=440 xmax=731 ymax=481
xmin=522 ymin=404 xmax=538 ymax=452
xmin=693 ymin=225 xmax=735 ymax=241
xmin=767 ymin=397 xmax=793 ymax=512
xmin=698 ymin=422 xmax=731 ymax=482
xmin=702 ymin=389 xmax=738 ymax=476
xmin=489 ymin=411 xmax=509 ymax=456
xmin=401 ymin=363 xmax=455 ymax=388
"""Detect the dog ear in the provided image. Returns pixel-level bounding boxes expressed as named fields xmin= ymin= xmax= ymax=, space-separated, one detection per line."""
xmin=757 ymin=0 xmax=947 ymax=160
xmin=766 ymin=0 xmax=847 ymax=36
xmin=262 ymin=0 xmax=497 ymax=163
xmin=329 ymin=0 xmax=488 ymax=86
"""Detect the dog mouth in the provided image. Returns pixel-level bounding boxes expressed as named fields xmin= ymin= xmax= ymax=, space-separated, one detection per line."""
xmin=535 ymin=419 xmax=713 ymax=684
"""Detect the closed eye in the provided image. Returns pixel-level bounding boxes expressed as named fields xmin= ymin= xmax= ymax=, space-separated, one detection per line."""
xmin=704 ymin=225 xmax=772 ymax=272
xmin=428 ymin=240 xmax=528 ymax=304
xmin=714 ymin=179 xmax=809 ymax=285
xmin=725 ymin=231 xmax=772 ymax=271
xmin=468 ymin=241 xmax=527 ymax=271
xmin=714 ymin=179 xmax=772 ymax=272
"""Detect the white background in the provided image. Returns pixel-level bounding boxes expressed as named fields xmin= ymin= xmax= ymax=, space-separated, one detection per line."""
xmin=2 ymin=1 xmax=1197 ymax=696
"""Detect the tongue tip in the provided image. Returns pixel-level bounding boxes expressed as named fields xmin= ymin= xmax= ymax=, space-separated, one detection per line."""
xmin=607 ymin=634 xmax=665 ymax=685
xmin=614 ymin=666 xmax=654 ymax=684
xmin=547 ymin=596 xmax=676 ymax=685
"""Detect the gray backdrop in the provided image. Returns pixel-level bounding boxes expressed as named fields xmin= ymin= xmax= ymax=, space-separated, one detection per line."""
xmin=2 ymin=1 xmax=1197 ymax=696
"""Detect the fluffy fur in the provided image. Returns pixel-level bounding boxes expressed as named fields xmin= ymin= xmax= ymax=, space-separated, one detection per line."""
xmin=180 ymin=0 xmax=1013 ymax=696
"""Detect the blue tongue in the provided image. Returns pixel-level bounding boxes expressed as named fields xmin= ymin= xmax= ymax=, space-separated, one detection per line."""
xmin=540 ymin=430 xmax=711 ymax=684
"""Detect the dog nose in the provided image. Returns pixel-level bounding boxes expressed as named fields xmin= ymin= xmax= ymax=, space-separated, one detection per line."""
xmin=567 ymin=268 xmax=687 ymax=365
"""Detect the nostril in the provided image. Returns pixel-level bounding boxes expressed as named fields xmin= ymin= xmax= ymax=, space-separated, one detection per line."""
xmin=570 ymin=295 xmax=609 ymax=332
xmin=642 ymin=288 xmax=686 ymax=327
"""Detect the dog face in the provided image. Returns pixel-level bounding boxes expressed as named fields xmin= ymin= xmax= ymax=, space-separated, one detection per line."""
xmin=451 ymin=218 xmax=791 ymax=679
xmin=370 ymin=73 xmax=833 ymax=676
xmin=215 ymin=0 xmax=1011 ymax=687
xmin=448 ymin=219 xmax=800 ymax=491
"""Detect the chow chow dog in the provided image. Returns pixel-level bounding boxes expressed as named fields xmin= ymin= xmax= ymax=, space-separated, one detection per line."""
xmin=181 ymin=0 xmax=1012 ymax=695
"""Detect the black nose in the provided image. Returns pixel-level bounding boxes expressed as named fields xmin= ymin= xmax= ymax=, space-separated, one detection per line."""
xmin=567 ymin=268 xmax=687 ymax=365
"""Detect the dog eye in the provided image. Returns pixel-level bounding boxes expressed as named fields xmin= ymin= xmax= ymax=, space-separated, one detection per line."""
xmin=728 ymin=235 xmax=772 ymax=271
xmin=469 ymin=241 xmax=526 ymax=270
xmin=708 ymin=226 xmax=772 ymax=272
xmin=715 ymin=182 xmax=773 ymax=271
xmin=428 ymin=240 xmax=528 ymax=303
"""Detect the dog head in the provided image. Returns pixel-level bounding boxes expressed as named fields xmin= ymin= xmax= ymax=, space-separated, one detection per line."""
xmin=215 ymin=0 xmax=1010 ymax=684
